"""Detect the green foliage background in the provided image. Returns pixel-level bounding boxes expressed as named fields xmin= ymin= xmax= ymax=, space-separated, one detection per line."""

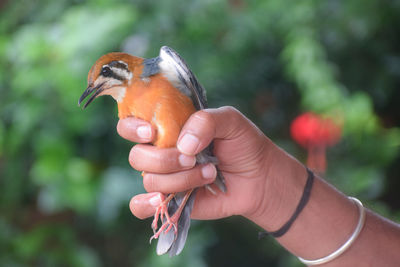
xmin=1 ymin=0 xmax=400 ymax=266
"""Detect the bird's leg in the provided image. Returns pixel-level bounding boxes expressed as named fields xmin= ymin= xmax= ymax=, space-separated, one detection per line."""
xmin=151 ymin=193 xmax=175 ymax=233
xmin=150 ymin=189 xmax=194 ymax=241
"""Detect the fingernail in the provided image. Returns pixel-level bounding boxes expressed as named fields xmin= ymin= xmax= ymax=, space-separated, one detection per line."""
xmin=177 ymin=133 xmax=199 ymax=155
xmin=201 ymin=164 xmax=216 ymax=180
xmin=137 ymin=125 xmax=151 ymax=139
xmin=149 ymin=194 xmax=161 ymax=207
xmin=178 ymin=154 xmax=196 ymax=167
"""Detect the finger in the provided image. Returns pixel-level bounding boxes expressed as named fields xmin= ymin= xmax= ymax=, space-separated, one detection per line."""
xmin=177 ymin=106 xmax=247 ymax=155
xmin=129 ymin=144 xmax=196 ymax=173
xmin=117 ymin=117 xmax=156 ymax=143
xmin=129 ymin=192 xmax=163 ymax=219
xmin=143 ymin=163 xmax=217 ymax=193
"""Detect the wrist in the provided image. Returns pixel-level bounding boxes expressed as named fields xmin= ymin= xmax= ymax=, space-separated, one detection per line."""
xmin=245 ymin=141 xmax=362 ymax=262
xmin=244 ymin=142 xmax=308 ymax=232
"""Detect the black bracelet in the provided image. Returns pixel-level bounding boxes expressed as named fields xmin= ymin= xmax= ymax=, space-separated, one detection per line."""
xmin=258 ymin=167 xmax=314 ymax=239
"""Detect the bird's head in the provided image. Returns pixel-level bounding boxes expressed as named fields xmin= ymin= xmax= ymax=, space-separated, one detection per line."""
xmin=78 ymin=52 xmax=143 ymax=108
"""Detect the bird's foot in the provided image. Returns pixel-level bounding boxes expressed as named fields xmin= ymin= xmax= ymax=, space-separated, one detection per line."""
xmin=149 ymin=213 xmax=179 ymax=243
xmin=150 ymin=194 xmax=176 ymax=240
xmin=149 ymin=189 xmax=194 ymax=243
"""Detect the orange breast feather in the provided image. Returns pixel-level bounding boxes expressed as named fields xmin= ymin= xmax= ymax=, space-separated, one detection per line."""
xmin=118 ymin=74 xmax=196 ymax=148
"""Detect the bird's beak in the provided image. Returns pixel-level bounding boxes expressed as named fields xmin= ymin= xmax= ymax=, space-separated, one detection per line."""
xmin=78 ymin=83 xmax=105 ymax=109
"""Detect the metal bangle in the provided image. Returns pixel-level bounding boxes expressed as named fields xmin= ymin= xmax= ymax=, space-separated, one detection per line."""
xmin=297 ymin=197 xmax=366 ymax=266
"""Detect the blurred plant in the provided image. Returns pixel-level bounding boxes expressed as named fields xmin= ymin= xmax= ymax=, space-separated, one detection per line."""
xmin=0 ymin=0 xmax=399 ymax=266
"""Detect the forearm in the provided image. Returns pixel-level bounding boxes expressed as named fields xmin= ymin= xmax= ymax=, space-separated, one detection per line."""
xmin=247 ymin=141 xmax=400 ymax=266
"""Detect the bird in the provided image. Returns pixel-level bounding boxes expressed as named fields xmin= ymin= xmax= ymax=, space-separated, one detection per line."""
xmin=78 ymin=46 xmax=226 ymax=256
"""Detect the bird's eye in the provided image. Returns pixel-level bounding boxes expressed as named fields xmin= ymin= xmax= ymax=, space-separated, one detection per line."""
xmin=101 ymin=66 xmax=112 ymax=77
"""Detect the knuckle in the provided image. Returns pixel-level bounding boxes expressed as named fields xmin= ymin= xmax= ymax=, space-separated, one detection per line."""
xmin=183 ymin=172 xmax=192 ymax=190
xmin=156 ymin=154 xmax=172 ymax=172
xmin=128 ymin=146 xmax=140 ymax=170
xmin=190 ymin=110 xmax=216 ymax=138
xmin=185 ymin=167 xmax=205 ymax=189
xmin=221 ymin=106 xmax=240 ymax=117
xmin=143 ymin=173 xmax=156 ymax=192
xmin=193 ymin=109 xmax=213 ymax=124
xmin=220 ymin=106 xmax=246 ymax=129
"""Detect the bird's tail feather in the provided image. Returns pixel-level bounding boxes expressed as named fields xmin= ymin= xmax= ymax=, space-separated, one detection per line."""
xmin=156 ymin=142 xmax=225 ymax=256
xmin=214 ymin=167 xmax=226 ymax=193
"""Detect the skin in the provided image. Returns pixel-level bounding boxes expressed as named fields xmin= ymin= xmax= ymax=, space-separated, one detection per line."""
xmin=117 ymin=106 xmax=400 ymax=266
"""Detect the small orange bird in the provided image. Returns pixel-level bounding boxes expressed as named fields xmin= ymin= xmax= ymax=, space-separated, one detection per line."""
xmin=78 ymin=46 xmax=226 ymax=256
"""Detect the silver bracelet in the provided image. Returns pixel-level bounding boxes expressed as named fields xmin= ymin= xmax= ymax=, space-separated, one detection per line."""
xmin=297 ymin=197 xmax=366 ymax=266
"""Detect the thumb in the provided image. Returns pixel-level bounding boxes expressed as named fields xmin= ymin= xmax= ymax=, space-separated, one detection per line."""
xmin=177 ymin=106 xmax=248 ymax=156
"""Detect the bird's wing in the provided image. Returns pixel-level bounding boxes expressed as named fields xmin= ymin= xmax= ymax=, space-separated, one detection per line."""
xmin=158 ymin=46 xmax=208 ymax=110
xmin=158 ymin=46 xmax=227 ymax=193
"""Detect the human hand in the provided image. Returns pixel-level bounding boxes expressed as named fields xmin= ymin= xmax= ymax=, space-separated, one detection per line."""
xmin=117 ymin=106 xmax=277 ymax=222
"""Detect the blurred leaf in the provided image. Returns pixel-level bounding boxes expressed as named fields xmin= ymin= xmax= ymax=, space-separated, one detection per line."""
xmin=344 ymin=92 xmax=378 ymax=136
xmin=97 ymin=167 xmax=143 ymax=224
xmin=56 ymin=5 xmax=137 ymax=61
xmin=12 ymin=224 xmax=100 ymax=267
xmin=67 ymin=158 xmax=93 ymax=184
xmin=0 ymin=121 xmax=4 ymax=155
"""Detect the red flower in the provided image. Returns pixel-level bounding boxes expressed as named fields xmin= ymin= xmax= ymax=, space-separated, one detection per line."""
xmin=291 ymin=112 xmax=342 ymax=174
